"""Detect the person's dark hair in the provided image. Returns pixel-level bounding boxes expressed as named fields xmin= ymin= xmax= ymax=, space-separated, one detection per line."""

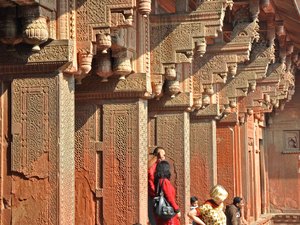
xmin=233 ymin=196 xmax=243 ymax=205
xmin=154 ymin=160 xmax=171 ymax=186
xmin=151 ymin=146 xmax=164 ymax=156
xmin=190 ymin=196 xmax=198 ymax=204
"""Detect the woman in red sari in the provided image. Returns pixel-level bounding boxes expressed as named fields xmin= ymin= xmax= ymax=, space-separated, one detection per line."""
xmin=154 ymin=160 xmax=181 ymax=225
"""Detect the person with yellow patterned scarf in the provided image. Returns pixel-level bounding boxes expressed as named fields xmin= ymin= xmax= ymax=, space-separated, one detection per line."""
xmin=188 ymin=185 xmax=228 ymax=225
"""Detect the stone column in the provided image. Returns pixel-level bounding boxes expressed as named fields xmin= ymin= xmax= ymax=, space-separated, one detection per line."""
xmin=58 ymin=73 xmax=75 ymax=225
xmin=10 ymin=73 xmax=75 ymax=225
xmin=190 ymin=118 xmax=217 ymax=202
xmin=151 ymin=111 xmax=190 ymax=224
xmin=102 ymin=99 xmax=148 ymax=225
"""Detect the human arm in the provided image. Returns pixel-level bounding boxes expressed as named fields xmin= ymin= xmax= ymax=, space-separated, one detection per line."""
xmin=148 ymin=161 xmax=158 ymax=197
xmin=188 ymin=208 xmax=205 ymax=225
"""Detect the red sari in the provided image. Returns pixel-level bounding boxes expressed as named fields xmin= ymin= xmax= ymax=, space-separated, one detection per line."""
xmin=154 ymin=178 xmax=180 ymax=225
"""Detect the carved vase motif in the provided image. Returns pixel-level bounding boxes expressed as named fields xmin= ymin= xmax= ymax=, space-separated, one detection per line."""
xmin=164 ymin=64 xmax=176 ymax=80
xmin=228 ymin=65 xmax=237 ymax=77
xmin=0 ymin=17 xmax=22 ymax=47
xmin=97 ymin=54 xmax=113 ymax=82
xmin=193 ymin=98 xmax=202 ymax=110
xmin=202 ymin=95 xmax=210 ymax=106
xmin=196 ymin=38 xmax=206 ymax=57
xmin=96 ymin=33 xmax=111 ymax=53
xmin=75 ymin=53 xmax=93 ymax=84
xmin=22 ymin=16 xmax=48 ymax=52
xmin=154 ymin=83 xmax=163 ymax=97
xmin=168 ymin=80 xmax=181 ymax=98
xmin=113 ymin=56 xmax=132 ymax=80
xmin=139 ymin=0 xmax=151 ymax=17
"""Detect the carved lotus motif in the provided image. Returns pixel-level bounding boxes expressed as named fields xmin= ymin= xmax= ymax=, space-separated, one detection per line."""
xmin=96 ymin=33 xmax=111 ymax=53
xmin=22 ymin=16 xmax=48 ymax=52
xmin=113 ymin=56 xmax=132 ymax=80
xmin=75 ymin=53 xmax=93 ymax=84
xmin=0 ymin=18 xmax=22 ymax=47
xmin=193 ymin=98 xmax=202 ymax=110
xmin=97 ymin=54 xmax=113 ymax=82
xmin=168 ymin=80 xmax=181 ymax=98
xmin=164 ymin=64 xmax=176 ymax=80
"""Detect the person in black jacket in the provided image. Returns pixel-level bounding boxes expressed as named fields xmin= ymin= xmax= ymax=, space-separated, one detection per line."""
xmin=225 ymin=197 xmax=245 ymax=225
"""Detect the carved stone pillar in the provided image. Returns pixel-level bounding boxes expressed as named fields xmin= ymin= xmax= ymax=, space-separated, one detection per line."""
xmin=11 ymin=74 xmax=75 ymax=225
xmin=103 ymin=100 xmax=148 ymax=224
xmin=149 ymin=111 xmax=190 ymax=224
xmin=190 ymin=118 xmax=217 ymax=203
xmin=216 ymin=117 xmax=243 ymax=202
xmin=19 ymin=5 xmax=49 ymax=52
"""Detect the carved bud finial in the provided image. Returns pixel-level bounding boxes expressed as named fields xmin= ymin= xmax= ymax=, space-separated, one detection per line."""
xmin=228 ymin=64 xmax=237 ymax=77
xmin=97 ymin=53 xmax=113 ymax=82
xmin=239 ymin=114 xmax=246 ymax=125
xmin=202 ymin=95 xmax=210 ymax=107
xmin=193 ymin=98 xmax=202 ymax=110
xmin=249 ymin=82 xmax=256 ymax=92
xmin=168 ymin=80 xmax=181 ymax=98
xmin=264 ymin=94 xmax=270 ymax=103
xmin=204 ymin=85 xmax=214 ymax=95
xmin=247 ymin=108 xmax=254 ymax=115
xmin=138 ymin=0 xmax=151 ymax=17
xmin=229 ymin=100 xmax=237 ymax=108
xmin=96 ymin=33 xmax=112 ymax=53
xmin=196 ymin=37 xmax=206 ymax=57
xmin=75 ymin=52 xmax=93 ymax=84
xmin=164 ymin=63 xmax=176 ymax=80
xmin=113 ymin=55 xmax=132 ymax=80
xmin=22 ymin=16 xmax=49 ymax=52
xmin=153 ymin=82 xmax=163 ymax=100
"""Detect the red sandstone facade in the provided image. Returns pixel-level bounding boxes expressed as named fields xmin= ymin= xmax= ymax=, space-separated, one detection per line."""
xmin=0 ymin=0 xmax=299 ymax=224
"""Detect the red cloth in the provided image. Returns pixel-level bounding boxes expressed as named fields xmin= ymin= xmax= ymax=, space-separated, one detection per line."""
xmin=155 ymin=178 xmax=180 ymax=225
xmin=148 ymin=160 xmax=158 ymax=197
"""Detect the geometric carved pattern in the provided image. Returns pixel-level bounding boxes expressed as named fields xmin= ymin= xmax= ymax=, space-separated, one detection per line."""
xmin=75 ymin=102 xmax=103 ymax=225
xmin=155 ymin=113 xmax=188 ymax=224
xmin=103 ymin=102 xmax=140 ymax=224
xmin=11 ymin=76 xmax=58 ymax=225
xmin=190 ymin=119 xmax=215 ymax=203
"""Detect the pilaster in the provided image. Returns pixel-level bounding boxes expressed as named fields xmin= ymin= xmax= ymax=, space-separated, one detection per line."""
xmin=149 ymin=110 xmax=190 ymax=224
xmin=10 ymin=74 xmax=75 ymax=225
xmin=190 ymin=117 xmax=217 ymax=203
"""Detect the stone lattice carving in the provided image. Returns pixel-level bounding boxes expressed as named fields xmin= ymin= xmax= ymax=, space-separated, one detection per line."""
xmin=11 ymin=77 xmax=58 ymax=225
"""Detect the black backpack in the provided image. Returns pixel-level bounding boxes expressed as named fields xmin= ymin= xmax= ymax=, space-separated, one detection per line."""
xmin=153 ymin=179 xmax=176 ymax=220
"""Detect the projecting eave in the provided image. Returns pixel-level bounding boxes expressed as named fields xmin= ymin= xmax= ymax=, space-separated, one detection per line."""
xmin=272 ymin=0 xmax=300 ymax=49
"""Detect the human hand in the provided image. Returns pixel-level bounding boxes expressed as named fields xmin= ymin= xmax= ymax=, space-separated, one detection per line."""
xmin=177 ymin=211 xmax=181 ymax=218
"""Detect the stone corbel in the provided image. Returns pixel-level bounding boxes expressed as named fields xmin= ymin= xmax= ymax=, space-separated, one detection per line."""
xmin=96 ymin=29 xmax=112 ymax=54
xmin=19 ymin=5 xmax=49 ymax=52
xmin=64 ymin=41 xmax=94 ymax=84
xmin=238 ymin=113 xmax=247 ymax=125
xmin=112 ymin=49 xmax=133 ymax=80
xmin=0 ymin=7 xmax=22 ymax=50
xmin=151 ymin=74 xmax=164 ymax=100
xmin=227 ymin=63 xmax=237 ymax=78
